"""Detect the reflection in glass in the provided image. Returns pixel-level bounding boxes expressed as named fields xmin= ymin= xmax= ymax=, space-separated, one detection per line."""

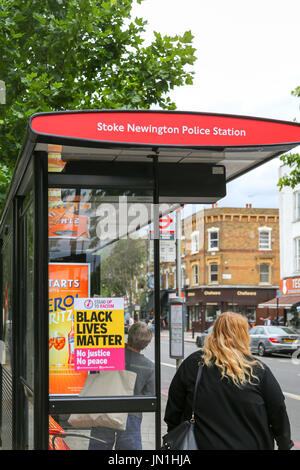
xmin=49 ymin=412 xmax=156 ymax=450
xmin=86 ymin=322 xmax=154 ymax=449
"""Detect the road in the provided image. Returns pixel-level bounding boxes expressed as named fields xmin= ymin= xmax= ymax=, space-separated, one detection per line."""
xmin=148 ymin=336 xmax=300 ymax=450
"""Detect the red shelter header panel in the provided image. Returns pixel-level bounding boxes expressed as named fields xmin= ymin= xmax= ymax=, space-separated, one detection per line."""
xmin=30 ymin=111 xmax=300 ymax=147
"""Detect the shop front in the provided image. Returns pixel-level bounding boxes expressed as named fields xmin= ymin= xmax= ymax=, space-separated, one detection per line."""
xmin=1 ymin=110 xmax=300 ymax=449
xmin=256 ymin=276 xmax=300 ymax=328
xmin=187 ymin=286 xmax=277 ymax=332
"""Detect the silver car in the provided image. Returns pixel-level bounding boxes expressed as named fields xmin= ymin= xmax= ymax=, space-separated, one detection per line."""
xmin=196 ymin=326 xmax=214 ymax=347
xmin=249 ymin=325 xmax=300 ymax=356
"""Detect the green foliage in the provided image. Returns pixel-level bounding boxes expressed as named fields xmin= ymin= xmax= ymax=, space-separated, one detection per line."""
xmin=278 ymin=85 xmax=300 ymax=190
xmin=292 ymin=86 xmax=300 ymax=100
xmin=0 ymin=0 xmax=196 ymax=203
xmin=0 ymin=162 xmax=13 ymax=206
xmin=278 ymin=153 xmax=300 ymax=190
xmin=100 ymin=238 xmax=147 ymax=312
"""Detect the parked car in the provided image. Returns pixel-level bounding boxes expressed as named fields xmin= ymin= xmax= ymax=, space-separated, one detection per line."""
xmin=195 ymin=326 xmax=214 ymax=347
xmin=249 ymin=325 xmax=300 ymax=356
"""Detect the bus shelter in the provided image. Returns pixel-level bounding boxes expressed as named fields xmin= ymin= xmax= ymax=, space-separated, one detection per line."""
xmin=1 ymin=110 xmax=300 ymax=450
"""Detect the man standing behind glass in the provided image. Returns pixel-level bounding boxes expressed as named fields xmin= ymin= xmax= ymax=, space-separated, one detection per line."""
xmin=89 ymin=322 xmax=154 ymax=450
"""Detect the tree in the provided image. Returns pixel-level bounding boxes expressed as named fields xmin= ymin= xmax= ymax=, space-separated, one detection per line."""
xmin=278 ymin=153 xmax=300 ymax=190
xmin=100 ymin=238 xmax=147 ymax=313
xmin=0 ymin=163 xmax=12 ymax=207
xmin=278 ymin=86 xmax=300 ymax=190
xmin=0 ymin=0 xmax=196 ymax=202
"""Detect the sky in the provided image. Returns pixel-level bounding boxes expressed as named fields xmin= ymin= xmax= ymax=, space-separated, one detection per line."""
xmin=131 ymin=0 xmax=300 ymax=209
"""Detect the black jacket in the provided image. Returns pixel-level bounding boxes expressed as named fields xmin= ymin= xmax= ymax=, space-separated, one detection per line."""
xmin=164 ymin=351 xmax=293 ymax=450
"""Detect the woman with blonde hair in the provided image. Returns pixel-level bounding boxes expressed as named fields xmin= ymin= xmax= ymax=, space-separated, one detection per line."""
xmin=164 ymin=312 xmax=293 ymax=450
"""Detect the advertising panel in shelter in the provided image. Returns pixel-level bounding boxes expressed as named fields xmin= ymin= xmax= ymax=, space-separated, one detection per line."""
xmin=49 ymin=263 xmax=90 ymax=395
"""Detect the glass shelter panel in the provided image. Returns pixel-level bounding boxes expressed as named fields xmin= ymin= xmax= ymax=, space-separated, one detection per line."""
xmin=20 ymin=196 xmax=35 ymax=450
xmin=49 ymin=412 xmax=156 ymax=450
xmin=48 ymin=186 xmax=159 ymax=450
xmin=48 ymin=187 xmax=155 ymax=397
xmin=24 ymin=201 xmax=35 ymax=389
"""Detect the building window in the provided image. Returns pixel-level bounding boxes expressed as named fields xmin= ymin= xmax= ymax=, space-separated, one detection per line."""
xmin=192 ymin=264 xmax=199 ymax=285
xmin=209 ymin=263 xmax=218 ymax=283
xmin=191 ymin=231 xmax=199 ymax=254
xmin=294 ymin=237 xmax=300 ymax=272
xmin=258 ymin=226 xmax=271 ymax=250
xmin=259 ymin=263 xmax=270 ymax=284
xmin=208 ymin=227 xmax=219 ymax=251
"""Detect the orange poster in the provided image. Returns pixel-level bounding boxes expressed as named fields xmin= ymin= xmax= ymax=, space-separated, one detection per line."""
xmin=49 ymin=263 xmax=90 ymax=395
xmin=48 ymin=204 xmax=89 ymax=239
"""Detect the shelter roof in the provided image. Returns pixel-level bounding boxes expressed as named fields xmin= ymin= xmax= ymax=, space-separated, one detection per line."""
xmin=29 ymin=110 xmax=300 ymax=183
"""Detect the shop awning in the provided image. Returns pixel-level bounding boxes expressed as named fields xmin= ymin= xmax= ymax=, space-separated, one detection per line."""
xmin=258 ymin=295 xmax=300 ymax=309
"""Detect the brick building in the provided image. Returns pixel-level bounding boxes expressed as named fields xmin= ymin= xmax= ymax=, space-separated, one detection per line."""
xmin=255 ymin=166 xmax=300 ymax=329
xmin=177 ymin=205 xmax=280 ymax=331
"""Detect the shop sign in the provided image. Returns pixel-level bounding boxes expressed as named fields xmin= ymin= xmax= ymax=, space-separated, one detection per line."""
xmin=74 ymin=297 xmax=125 ymax=372
xmin=280 ymin=277 xmax=300 ymax=295
xmin=236 ymin=291 xmax=257 ymax=296
xmin=203 ymin=290 xmax=221 ymax=295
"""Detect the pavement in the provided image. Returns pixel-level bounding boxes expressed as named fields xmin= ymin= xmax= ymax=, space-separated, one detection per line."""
xmin=160 ymin=329 xmax=197 ymax=343
xmin=63 ymin=329 xmax=300 ymax=450
xmin=141 ymin=329 xmax=197 ymax=450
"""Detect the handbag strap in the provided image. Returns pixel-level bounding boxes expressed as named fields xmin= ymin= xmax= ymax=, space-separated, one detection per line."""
xmin=190 ymin=361 xmax=203 ymax=422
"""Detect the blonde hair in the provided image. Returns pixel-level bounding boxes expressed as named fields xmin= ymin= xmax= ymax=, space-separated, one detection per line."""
xmin=201 ymin=312 xmax=263 ymax=387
